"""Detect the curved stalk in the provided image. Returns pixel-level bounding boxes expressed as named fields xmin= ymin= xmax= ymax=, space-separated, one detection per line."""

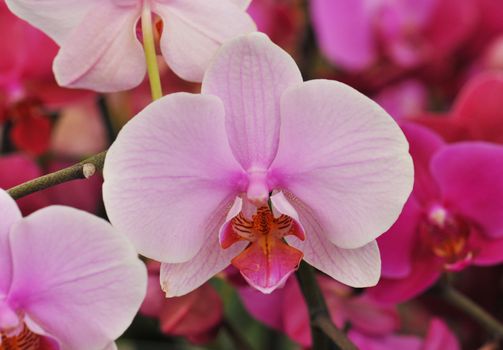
xmin=141 ymin=4 xmax=163 ymax=100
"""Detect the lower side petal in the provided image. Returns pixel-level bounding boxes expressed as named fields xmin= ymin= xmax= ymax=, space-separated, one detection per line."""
xmin=161 ymin=233 xmax=247 ymax=297
xmin=277 ymin=193 xmax=381 ymax=288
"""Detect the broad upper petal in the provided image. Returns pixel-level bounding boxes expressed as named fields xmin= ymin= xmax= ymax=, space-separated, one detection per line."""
xmin=0 ymin=190 xmax=21 ymax=295
xmin=202 ymin=33 xmax=302 ymax=170
xmin=271 ymin=80 xmax=413 ymax=249
xmin=431 ymin=142 xmax=503 ymax=239
xmin=155 ymin=0 xmax=256 ymax=83
xmin=53 ymin=3 xmax=145 ymax=92
xmin=7 ymin=206 xmax=146 ymax=350
xmin=272 ymin=192 xmax=382 ymax=287
xmin=103 ymin=93 xmax=244 ymax=263
xmin=5 ymin=0 xmax=98 ymax=45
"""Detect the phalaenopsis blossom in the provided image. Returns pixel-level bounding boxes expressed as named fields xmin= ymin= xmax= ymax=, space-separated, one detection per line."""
xmin=5 ymin=0 xmax=256 ymax=91
xmin=103 ymin=33 xmax=413 ymax=295
xmin=0 ymin=189 xmax=147 ymax=349
xmin=369 ymin=123 xmax=503 ymax=303
xmin=239 ymin=275 xmax=459 ymax=350
xmin=310 ymin=0 xmax=476 ymax=72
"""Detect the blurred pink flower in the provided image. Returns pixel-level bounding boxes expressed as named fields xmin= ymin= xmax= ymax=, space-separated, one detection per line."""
xmin=310 ymin=0 xmax=476 ymax=71
xmin=350 ymin=318 xmax=459 ymax=350
xmin=239 ymin=275 xmax=400 ymax=347
xmin=0 ymin=1 xmax=91 ymax=155
xmin=374 ymin=80 xmax=428 ymax=120
xmin=0 ymin=154 xmax=103 ymax=215
xmin=239 ymin=275 xmax=459 ymax=349
xmin=369 ymin=123 xmax=503 ymax=303
xmin=465 ymin=0 xmax=503 ymax=54
xmin=141 ymin=262 xmax=223 ymax=344
xmin=5 ymin=0 xmax=256 ymax=91
xmin=247 ymin=0 xmax=304 ymax=50
xmin=0 ymin=189 xmax=146 ymax=349
xmin=413 ymin=72 xmax=503 ymax=144
xmin=103 ymin=34 xmax=413 ymax=295
xmin=0 ymin=154 xmax=49 ymax=214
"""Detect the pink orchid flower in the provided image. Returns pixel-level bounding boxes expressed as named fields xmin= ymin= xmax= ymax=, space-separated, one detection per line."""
xmin=0 ymin=189 xmax=147 ymax=349
xmin=141 ymin=262 xmax=223 ymax=344
xmin=103 ymin=33 xmax=413 ymax=295
xmin=5 ymin=0 xmax=256 ymax=92
xmin=369 ymin=123 xmax=503 ymax=303
xmin=310 ymin=0 xmax=476 ymax=71
xmin=413 ymin=72 xmax=503 ymax=144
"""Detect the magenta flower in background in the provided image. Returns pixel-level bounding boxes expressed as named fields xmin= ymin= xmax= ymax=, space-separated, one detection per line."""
xmin=310 ymin=0 xmax=476 ymax=71
xmin=239 ymin=275 xmax=459 ymax=350
xmin=0 ymin=1 xmax=91 ymax=155
xmin=369 ymin=123 xmax=503 ymax=303
xmin=141 ymin=262 xmax=223 ymax=344
xmin=247 ymin=0 xmax=304 ymax=50
xmin=239 ymin=275 xmax=400 ymax=347
xmin=349 ymin=319 xmax=460 ymax=350
xmin=413 ymin=72 xmax=503 ymax=144
xmin=0 ymin=189 xmax=147 ymax=349
xmin=5 ymin=0 xmax=256 ymax=92
xmin=103 ymin=33 xmax=413 ymax=295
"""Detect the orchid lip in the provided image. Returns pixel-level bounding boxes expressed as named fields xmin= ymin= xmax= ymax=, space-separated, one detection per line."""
xmin=220 ymin=204 xmax=305 ymax=293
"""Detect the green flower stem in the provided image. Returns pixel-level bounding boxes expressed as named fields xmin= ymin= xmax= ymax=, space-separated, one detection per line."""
xmin=7 ymin=151 xmax=107 ymax=200
xmin=296 ymin=262 xmax=358 ymax=350
xmin=141 ymin=4 xmax=163 ymax=101
xmin=440 ymin=283 xmax=503 ymax=338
